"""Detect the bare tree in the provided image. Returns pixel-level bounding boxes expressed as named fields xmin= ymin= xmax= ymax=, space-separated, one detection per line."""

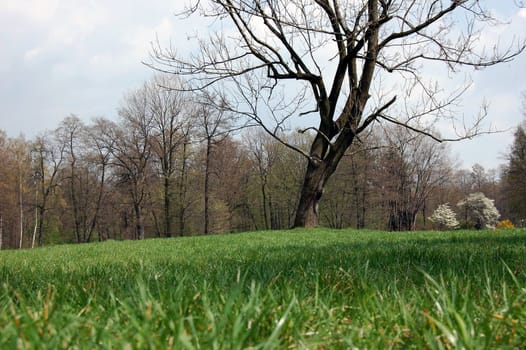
xmin=246 ymin=129 xmax=280 ymax=229
xmin=151 ymin=0 xmax=524 ymax=227
xmin=471 ymin=164 xmax=488 ymax=192
xmin=147 ymin=76 xmax=193 ymax=237
xmin=83 ymin=119 xmax=116 ymax=241
xmin=32 ymin=134 xmax=66 ymax=247
xmin=174 ymin=126 xmax=194 ymax=236
xmin=56 ymin=115 xmax=87 ymax=243
xmin=321 ymin=132 xmax=377 ymax=229
xmin=379 ymin=125 xmax=453 ymax=231
xmin=195 ymin=93 xmax=235 ymax=234
xmin=110 ymin=89 xmax=155 ymax=240
xmin=211 ymin=136 xmax=255 ymax=231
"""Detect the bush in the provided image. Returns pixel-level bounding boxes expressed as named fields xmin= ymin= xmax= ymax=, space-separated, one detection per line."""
xmin=429 ymin=203 xmax=459 ymax=230
xmin=457 ymin=192 xmax=500 ymax=230
xmin=496 ymin=219 xmax=515 ymax=230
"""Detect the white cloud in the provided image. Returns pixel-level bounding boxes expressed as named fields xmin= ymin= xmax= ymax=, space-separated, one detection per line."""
xmin=23 ymin=47 xmax=42 ymax=62
xmin=21 ymin=1 xmax=108 ymax=63
xmin=0 ymin=0 xmax=59 ymax=22
xmin=125 ymin=17 xmax=176 ymax=62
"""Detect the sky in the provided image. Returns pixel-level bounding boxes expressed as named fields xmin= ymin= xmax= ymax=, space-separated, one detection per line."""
xmin=1 ymin=1 xmax=525 ymax=171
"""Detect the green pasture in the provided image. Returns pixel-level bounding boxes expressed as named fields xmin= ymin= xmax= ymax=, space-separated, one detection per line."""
xmin=1 ymin=228 xmax=525 ymax=349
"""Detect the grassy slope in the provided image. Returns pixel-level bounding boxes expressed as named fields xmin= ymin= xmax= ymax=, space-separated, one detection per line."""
xmin=1 ymin=228 xmax=525 ymax=349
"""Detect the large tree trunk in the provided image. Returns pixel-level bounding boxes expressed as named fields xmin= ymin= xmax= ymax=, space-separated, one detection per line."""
xmin=294 ymin=127 xmax=357 ymax=228
xmin=294 ymin=161 xmax=330 ymax=228
xmin=134 ymin=204 xmax=144 ymax=240
xmin=37 ymin=206 xmax=45 ymax=247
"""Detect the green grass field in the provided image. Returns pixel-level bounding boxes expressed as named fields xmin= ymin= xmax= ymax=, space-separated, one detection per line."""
xmin=1 ymin=228 xmax=525 ymax=349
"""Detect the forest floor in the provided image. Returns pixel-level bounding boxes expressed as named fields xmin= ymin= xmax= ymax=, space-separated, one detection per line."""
xmin=1 ymin=228 xmax=525 ymax=349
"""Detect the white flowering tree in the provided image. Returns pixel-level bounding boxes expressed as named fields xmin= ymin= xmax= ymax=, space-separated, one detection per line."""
xmin=457 ymin=192 xmax=500 ymax=230
xmin=429 ymin=203 xmax=459 ymax=230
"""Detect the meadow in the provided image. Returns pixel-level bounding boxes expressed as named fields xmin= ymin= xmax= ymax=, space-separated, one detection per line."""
xmin=0 ymin=228 xmax=525 ymax=349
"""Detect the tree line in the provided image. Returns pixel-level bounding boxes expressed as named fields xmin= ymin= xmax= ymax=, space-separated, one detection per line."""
xmin=0 ymin=75 xmax=524 ymax=249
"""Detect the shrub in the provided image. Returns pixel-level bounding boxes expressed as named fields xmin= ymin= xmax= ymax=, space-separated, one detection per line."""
xmin=429 ymin=203 xmax=459 ymax=230
xmin=496 ymin=219 xmax=515 ymax=230
xmin=457 ymin=192 xmax=500 ymax=230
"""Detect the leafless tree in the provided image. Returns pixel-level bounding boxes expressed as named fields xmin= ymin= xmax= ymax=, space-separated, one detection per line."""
xmin=379 ymin=125 xmax=453 ymax=230
xmin=211 ymin=137 xmax=255 ymax=231
xmin=147 ymin=75 xmax=193 ymax=237
xmin=84 ymin=119 xmax=114 ymax=241
xmin=151 ymin=0 xmax=524 ymax=227
xmin=56 ymin=115 xmax=87 ymax=243
xmin=110 ymin=88 xmax=156 ymax=240
xmin=174 ymin=127 xmax=194 ymax=236
xmin=246 ymin=129 xmax=280 ymax=229
xmin=195 ymin=92 xmax=236 ymax=234
xmin=321 ymin=132 xmax=377 ymax=229
xmin=32 ymin=134 xmax=66 ymax=247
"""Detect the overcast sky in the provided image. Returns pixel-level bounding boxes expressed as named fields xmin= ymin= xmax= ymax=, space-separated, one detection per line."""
xmin=1 ymin=1 xmax=525 ymax=171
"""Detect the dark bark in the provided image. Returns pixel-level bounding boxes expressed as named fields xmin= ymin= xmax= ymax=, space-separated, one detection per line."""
xmin=388 ymin=202 xmax=417 ymax=231
xmin=293 ymin=160 xmax=329 ymax=228
xmin=34 ymin=141 xmax=63 ymax=247
xmin=134 ymin=203 xmax=144 ymax=240
xmin=37 ymin=205 xmax=45 ymax=247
